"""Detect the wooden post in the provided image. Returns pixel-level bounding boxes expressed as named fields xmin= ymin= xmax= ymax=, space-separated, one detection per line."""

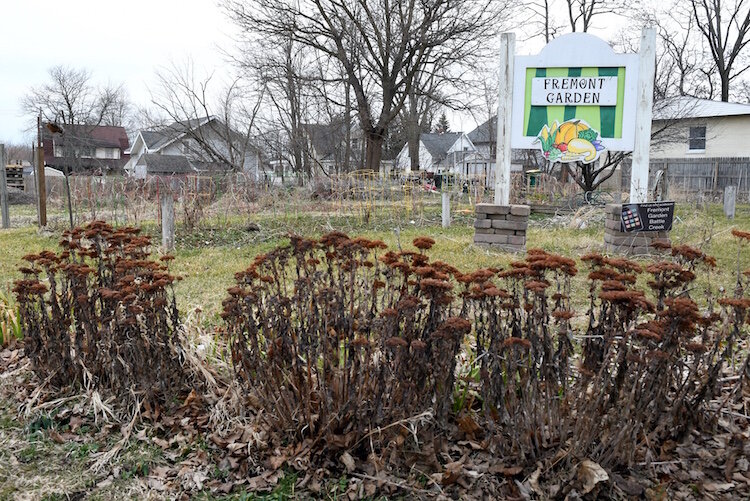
xmin=37 ymin=147 xmax=46 ymax=227
xmin=494 ymin=32 xmax=515 ymax=206
xmin=64 ymin=165 xmax=74 ymax=229
xmin=712 ymin=161 xmax=719 ymax=194
xmin=161 ymin=191 xmax=175 ymax=252
xmin=724 ymin=185 xmax=736 ymax=219
xmin=441 ymin=191 xmax=450 ymax=228
xmin=0 ymin=144 xmax=9 ymax=229
xmin=629 ymin=28 xmax=656 ymax=203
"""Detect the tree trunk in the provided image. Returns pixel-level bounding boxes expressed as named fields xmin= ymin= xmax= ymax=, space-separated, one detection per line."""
xmin=365 ymin=132 xmax=384 ymax=172
xmin=344 ymin=82 xmax=352 ymax=173
xmin=407 ymin=92 xmax=421 ymax=171
xmin=721 ymin=73 xmax=730 ymax=102
xmin=407 ymin=123 xmax=420 ymax=171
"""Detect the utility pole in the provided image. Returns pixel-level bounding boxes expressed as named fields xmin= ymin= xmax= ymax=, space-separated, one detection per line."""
xmin=36 ymin=113 xmax=47 ymax=227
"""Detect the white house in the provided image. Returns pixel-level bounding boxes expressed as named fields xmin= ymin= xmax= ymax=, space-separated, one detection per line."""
xmin=394 ymin=132 xmax=477 ymax=174
xmin=651 ymin=96 xmax=750 ymax=159
xmin=646 ymin=96 xmax=750 ymax=197
xmin=465 ymin=117 xmax=528 ymax=185
xmin=124 ymin=117 xmax=262 ymax=179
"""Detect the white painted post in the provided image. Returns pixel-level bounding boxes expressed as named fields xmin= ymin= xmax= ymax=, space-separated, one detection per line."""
xmin=630 ymin=28 xmax=656 ymax=203
xmin=724 ymin=186 xmax=736 ymax=219
xmin=494 ymin=32 xmax=515 ymax=206
xmin=442 ymin=191 xmax=450 ymax=228
xmin=0 ymin=145 xmax=9 ymax=229
xmin=161 ymin=191 xmax=175 ymax=252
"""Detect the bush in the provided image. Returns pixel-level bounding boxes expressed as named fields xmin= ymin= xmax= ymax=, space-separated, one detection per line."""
xmin=222 ymin=233 xmax=469 ymax=449
xmin=223 ymin=234 xmax=750 ymax=472
xmin=13 ymin=221 xmax=191 ymax=410
xmin=461 ymin=249 xmax=578 ymax=462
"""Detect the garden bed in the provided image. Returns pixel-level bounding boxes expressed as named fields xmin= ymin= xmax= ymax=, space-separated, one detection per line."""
xmin=0 ymin=204 xmax=748 ymax=499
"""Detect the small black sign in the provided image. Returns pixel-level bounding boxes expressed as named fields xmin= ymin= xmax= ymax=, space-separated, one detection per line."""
xmin=620 ymin=201 xmax=675 ymax=233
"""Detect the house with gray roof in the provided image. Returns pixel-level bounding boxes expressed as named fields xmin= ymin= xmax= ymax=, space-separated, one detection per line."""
xmin=124 ymin=117 xmax=261 ymax=179
xmin=651 ymin=96 xmax=750 ymax=159
xmin=133 ymin=154 xmax=227 ymax=177
xmin=298 ymin=117 xmax=363 ymax=177
xmin=646 ymin=96 xmax=750 ymax=197
xmin=394 ymin=132 xmax=477 ymax=174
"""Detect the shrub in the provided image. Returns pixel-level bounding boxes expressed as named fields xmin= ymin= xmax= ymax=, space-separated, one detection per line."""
xmin=13 ymin=221 xmax=190 ymax=410
xmin=569 ymin=247 xmax=733 ymax=467
xmin=461 ymin=249 xmax=578 ymax=462
xmin=224 ymin=234 xmax=749 ymax=473
xmin=222 ymin=233 xmax=470 ymax=450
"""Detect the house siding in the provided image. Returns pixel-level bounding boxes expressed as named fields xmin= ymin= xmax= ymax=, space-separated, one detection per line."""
xmin=395 ymin=142 xmax=434 ymax=172
xmin=651 ymin=116 xmax=750 ymax=159
xmin=125 ymin=119 xmax=261 ymax=177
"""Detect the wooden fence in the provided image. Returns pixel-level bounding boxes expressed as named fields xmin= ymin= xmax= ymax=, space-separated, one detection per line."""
xmin=622 ymin=157 xmax=750 ymax=201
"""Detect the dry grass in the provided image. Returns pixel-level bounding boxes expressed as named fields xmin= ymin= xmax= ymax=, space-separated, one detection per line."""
xmin=1 ymin=203 xmax=747 ymax=319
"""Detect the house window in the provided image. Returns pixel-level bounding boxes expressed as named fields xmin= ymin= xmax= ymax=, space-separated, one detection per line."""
xmin=77 ymin=147 xmax=95 ymax=158
xmin=688 ymin=126 xmax=706 ymax=151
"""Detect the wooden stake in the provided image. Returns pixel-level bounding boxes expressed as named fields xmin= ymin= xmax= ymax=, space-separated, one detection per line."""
xmin=441 ymin=191 xmax=450 ymax=228
xmin=161 ymin=191 xmax=175 ymax=252
xmin=494 ymin=32 xmax=515 ymax=206
xmin=37 ymin=115 xmax=47 ymax=227
xmin=0 ymin=144 xmax=9 ymax=229
xmin=724 ymin=186 xmax=736 ymax=219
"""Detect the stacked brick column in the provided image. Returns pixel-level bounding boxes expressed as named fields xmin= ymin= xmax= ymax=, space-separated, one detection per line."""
xmin=473 ymin=204 xmax=530 ymax=253
xmin=604 ymin=204 xmax=671 ymax=256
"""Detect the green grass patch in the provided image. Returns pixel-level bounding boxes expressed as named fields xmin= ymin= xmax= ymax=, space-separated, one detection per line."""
xmin=0 ymin=203 xmax=747 ymax=319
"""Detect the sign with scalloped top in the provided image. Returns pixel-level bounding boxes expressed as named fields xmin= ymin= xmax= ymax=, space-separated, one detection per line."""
xmin=511 ymin=33 xmax=639 ymax=156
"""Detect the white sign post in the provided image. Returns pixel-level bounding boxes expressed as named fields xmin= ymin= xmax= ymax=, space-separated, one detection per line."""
xmin=494 ymin=32 xmax=515 ymax=206
xmin=629 ymin=28 xmax=656 ymax=203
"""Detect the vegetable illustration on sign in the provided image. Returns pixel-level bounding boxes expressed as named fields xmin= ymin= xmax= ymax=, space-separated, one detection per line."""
xmin=533 ymin=119 xmax=604 ymax=163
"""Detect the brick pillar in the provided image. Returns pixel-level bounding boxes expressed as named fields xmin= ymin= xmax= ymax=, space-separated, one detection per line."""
xmin=604 ymin=204 xmax=670 ymax=256
xmin=473 ymin=204 xmax=529 ymax=253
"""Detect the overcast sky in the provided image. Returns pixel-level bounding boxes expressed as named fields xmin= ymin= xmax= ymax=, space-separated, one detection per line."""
xmin=0 ymin=2 xmax=631 ymax=146
xmin=0 ymin=0 xmax=234 ymax=144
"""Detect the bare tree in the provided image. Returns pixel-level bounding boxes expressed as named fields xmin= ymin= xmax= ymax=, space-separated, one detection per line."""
xmin=521 ymin=0 xmax=625 ymax=42
xmin=224 ymin=0 xmax=504 ymax=172
xmin=658 ymin=15 xmax=702 ymax=97
xmin=525 ymin=0 xmax=564 ymax=42
xmin=99 ymin=84 xmax=132 ymax=127
xmin=403 ymin=71 xmax=443 ymax=171
xmin=0 ymin=143 xmax=33 ymax=164
xmin=22 ymin=65 xmax=129 ymax=127
xmin=690 ymin=0 xmax=750 ymax=101
xmin=561 ymin=0 xmax=632 ymax=33
xmin=246 ymin=37 xmax=318 ymax=181
xmin=151 ymin=60 xmax=263 ymax=172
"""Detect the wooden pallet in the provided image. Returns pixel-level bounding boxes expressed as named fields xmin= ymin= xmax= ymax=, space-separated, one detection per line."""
xmin=4 ymin=165 xmax=24 ymax=191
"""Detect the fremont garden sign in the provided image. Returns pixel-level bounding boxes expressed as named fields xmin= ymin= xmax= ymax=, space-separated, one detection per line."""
xmin=477 ymin=29 xmax=665 ymax=254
